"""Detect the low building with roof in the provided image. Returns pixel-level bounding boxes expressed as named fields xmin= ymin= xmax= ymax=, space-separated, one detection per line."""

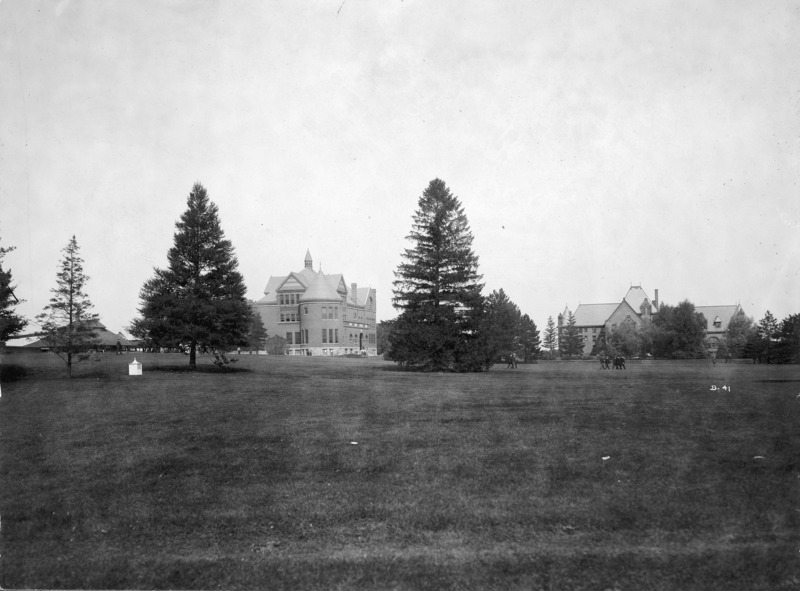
xmin=4 ymin=320 xmax=138 ymax=352
xmin=256 ymin=250 xmax=377 ymax=356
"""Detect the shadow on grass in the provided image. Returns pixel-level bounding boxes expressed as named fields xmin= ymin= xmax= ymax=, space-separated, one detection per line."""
xmin=0 ymin=363 xmax=27 ymax=382
xmin=150 ymin=365 xmax=252 ymax=374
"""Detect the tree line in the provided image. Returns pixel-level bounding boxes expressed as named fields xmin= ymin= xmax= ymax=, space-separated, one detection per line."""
xmin=1 ymin=183 xmax=266 ymax=375
xmin=2 ymin=178 xmax=798 ymax=373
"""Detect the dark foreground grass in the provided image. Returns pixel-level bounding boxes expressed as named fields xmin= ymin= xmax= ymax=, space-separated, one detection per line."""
xmin=2 ymin=352 xmax=800 ymax=589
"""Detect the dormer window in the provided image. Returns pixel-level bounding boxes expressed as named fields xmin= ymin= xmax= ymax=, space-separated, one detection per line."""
xmin=713 ymin=316 xmax=722 ymax=329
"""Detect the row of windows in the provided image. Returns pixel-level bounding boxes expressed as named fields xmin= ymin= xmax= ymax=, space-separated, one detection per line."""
xmin=321 ymin=306 xmax=339 ymax=320
xmin=280 ymin=313 xmax=299 ymax=322
xmin=275 ymin=301 xmax=373 ymax=321
xmin=279 ymin=293 xmax=300 ymax=306
xmin=322 ymin=329 xmax=339 ymax=344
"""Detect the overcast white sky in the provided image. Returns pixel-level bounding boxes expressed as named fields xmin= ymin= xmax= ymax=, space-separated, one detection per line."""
xmin=2 ymin=0 xmax=798 ymax=336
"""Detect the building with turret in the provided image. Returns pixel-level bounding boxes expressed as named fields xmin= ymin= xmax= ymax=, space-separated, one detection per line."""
xmin=558 ymin=286 xmax=659 ymax=357
xmin=558 ymin=286 xmax=744 ymax=357
xmin=256 ymin=250 xmax=377 ymax=356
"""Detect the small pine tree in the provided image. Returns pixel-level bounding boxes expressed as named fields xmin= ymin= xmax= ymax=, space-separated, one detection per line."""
xmin=36 ymin=236 xmax=99 ymax=376
xmin=0 ymin=237 xmax=27 ymax=343
xmin=559 ymin=312 xmax=584 ymax=359
xmin=389 ymin=179 xmax=485 ymax=371
xmin=543 ymin=315 xmax=557 ymax=359
xmin=131 ymin=183 xmax=252 ymax=369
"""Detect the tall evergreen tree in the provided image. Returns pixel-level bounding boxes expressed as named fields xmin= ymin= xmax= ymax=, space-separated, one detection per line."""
xmin=389 ymin=178 xmax=485 ymax=371
xmin=518 ymin=313 xmax=541 ymax=363
xmin=559 ymin=311 xmax=584 ymax=359
xmin=483 ymin=288 xmax=521 ymax=365
xmin=0 ymin=237 xmax=27 ymax=343
xmin=131 ymin=183 xmax=252 ymax=369
xmin=543 ymin=315 xmax=557 ymax=359
xmin=36 ymin=236 xmax=99 ymax=376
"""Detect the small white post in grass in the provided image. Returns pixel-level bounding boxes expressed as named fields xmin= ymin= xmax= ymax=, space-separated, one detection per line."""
xmin=128 ymin=358 xmax=142 ymax=376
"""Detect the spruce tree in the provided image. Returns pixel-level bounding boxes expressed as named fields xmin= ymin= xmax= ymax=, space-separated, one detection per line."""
xmin=518 ymin=313 xmax=541 ymax=363
xmin=483 ymin=288 xmax=521 ymax=366
xmin=559 ymin=311 xmax=584 ymax=359
xmin=131 ymin=183 xmax=252 ymax=369
xmin=36 ymin=236 xmax=99 ymax=376
xmin=543 ymin=315 xmax=557 ymax=359
xmin=0 ymin=237 xmax=27 ymax=343
xmin=390 ymin=178 xmax=484 ymax=371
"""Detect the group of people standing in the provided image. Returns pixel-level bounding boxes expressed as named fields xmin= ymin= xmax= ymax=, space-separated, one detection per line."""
xmin=599 ymin=354 xmax=625 ymax=370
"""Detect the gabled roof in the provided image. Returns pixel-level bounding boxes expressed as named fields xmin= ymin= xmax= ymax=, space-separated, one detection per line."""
xmin=623 ymin=286 xmax=656 ymax=313
xmin=300 ymin=272 xmax=342 ymax=302
xmin=277 ymin=271 xmax=311 ymax=292
xmin=608 ymin=299 xmax=641 ymax=323
xmin=695 ymin=304 xmax=741 ymax=331
xmin=573 ymin=303 xmax=618 ymax=327
xmin=350 ymin=286 xmax=374 ymax=307
xmin=12 ymin=320 xmax=128 ymax=348
xmin=327 ymin=274 xmax=348 ymax=296
xmin=261 ymin=276 xmax=284 ymax=303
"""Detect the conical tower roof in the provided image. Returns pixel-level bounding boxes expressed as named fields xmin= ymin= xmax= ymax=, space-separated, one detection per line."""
xmin=299 ymin=271 xmax=341 ymax=302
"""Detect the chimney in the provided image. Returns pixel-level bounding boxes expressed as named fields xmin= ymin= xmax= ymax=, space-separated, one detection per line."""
xmin=351 ymin=283 xmax=357 ymax=302
xmin=654 ymin=289 xmax=659 ymax=309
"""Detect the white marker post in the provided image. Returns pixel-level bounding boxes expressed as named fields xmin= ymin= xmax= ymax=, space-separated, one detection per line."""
xmin=128 ymin=358 xmax=142 ymax=376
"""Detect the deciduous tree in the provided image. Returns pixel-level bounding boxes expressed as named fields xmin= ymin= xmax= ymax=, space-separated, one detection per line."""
xmin=131 ymin=183 xmax=252 ymax=369
xmin=376 ymin=319 xmax=395 ymax=356
xmin=36 ymin=236 xmax=99 ymax=376
xmin=723 ymin=310 xmax=754 ymax=358
xmin=652 ymin=300 xmax=707 ymax=359
xmin=608 ymin=322 xmax=643 ymax=358
xmin=389 ymin=179 xmax=485 ymax=371
xmin=246 ymin=302 xmax=267 ymax=353
xmin=776 ymin=313 xmax=800 ymax=364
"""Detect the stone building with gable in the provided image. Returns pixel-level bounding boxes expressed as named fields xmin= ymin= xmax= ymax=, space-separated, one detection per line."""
xmin=558 ymin=286 xmax=743 ymax=357
xmin=256 ymin=250 xmax=377 ymax=356
xmin=559 ymin=286 xmax=659 ymax=357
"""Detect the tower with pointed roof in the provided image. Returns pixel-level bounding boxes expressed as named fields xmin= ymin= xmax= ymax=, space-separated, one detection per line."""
xmin=255 ymin=251 xmax=377 ymax=356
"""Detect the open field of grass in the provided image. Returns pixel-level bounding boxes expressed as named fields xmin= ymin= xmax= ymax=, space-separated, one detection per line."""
xmin=2 ymin=352 xmax=800 ymax=589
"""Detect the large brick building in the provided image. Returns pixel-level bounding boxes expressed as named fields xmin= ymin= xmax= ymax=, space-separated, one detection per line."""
xmin=256 ymin=250 xmax=377 ymax=356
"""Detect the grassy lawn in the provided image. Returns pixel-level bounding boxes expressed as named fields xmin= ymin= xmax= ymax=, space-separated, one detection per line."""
xmin=1 ymin=352 xmax=799 ymax=589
